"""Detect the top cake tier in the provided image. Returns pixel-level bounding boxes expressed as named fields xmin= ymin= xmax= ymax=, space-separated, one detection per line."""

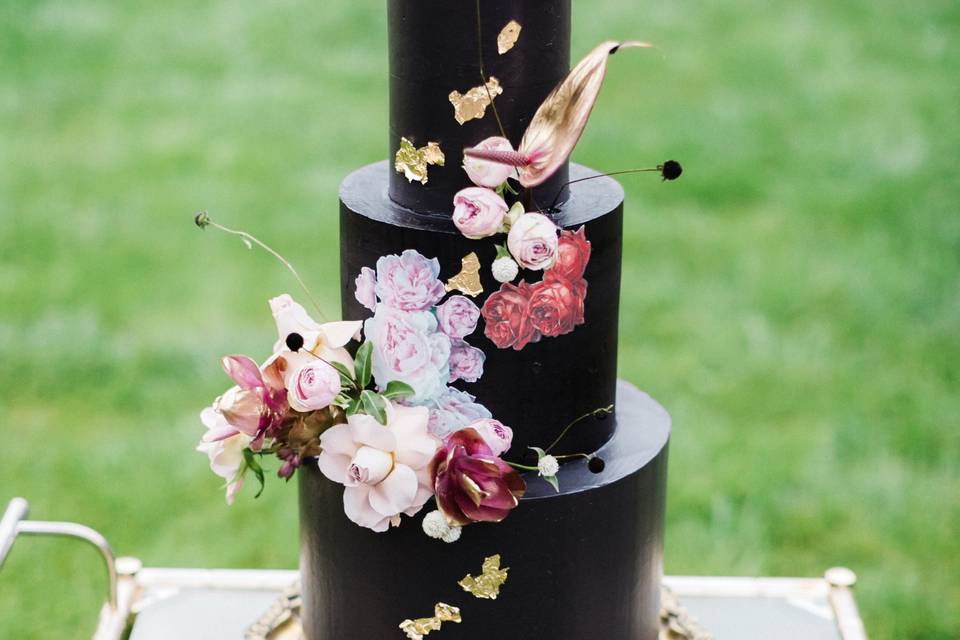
xmin=388 ymin=0 xmax=571 ymax=214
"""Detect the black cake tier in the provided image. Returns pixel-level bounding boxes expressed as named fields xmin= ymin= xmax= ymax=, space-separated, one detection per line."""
xmin=340 ymin=161 xmax=624 ymax=457
xmin=389 ymin=0 xmax=571 ymax=213
xmin=300 ymin=381 xmax=670 ymax=640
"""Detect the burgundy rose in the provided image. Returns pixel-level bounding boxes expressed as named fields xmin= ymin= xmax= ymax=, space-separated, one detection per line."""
xmin=547 ymin=226 xmax=591 ymax=282
xmin=481 ymin=281 xmax=541 ymax=350
xmin=526 ymin=277 xmax=585 ymax=338
xmin=430 ymin=428 xmax=526 ymax=526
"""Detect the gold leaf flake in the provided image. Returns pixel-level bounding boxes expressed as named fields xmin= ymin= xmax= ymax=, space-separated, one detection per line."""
xmin=448 ymin=77 xmax=503 ymax=125
xmin=458 ymin=554 xmax=508 ymax=600
xmin=444 ymin=252 xmax=483 ymax=297
xmin=399 ymin=603 xmax=462 ymax=640
xmin=395 ymin=137 xmax=446 ymax=185
xmin=497 ymin=20 xmax=522 ymax=55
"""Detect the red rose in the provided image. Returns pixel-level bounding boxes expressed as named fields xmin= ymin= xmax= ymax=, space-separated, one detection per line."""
xmin=547 ymin=226 xmax=591 ymax=282
xmin=482 ymin=281 xmax=541 ymax=350
xmin=526 ymin=277 xmax=585 ymax=338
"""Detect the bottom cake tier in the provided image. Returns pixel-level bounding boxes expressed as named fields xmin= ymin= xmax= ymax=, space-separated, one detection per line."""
xmin=298 ymin=380 xmax=670 ymax=640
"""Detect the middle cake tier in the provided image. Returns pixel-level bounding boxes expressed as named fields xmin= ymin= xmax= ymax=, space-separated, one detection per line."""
xmin=339 ymin=161 xmax=624 ymax=456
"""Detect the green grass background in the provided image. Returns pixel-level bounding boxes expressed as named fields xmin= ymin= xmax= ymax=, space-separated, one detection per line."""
xmin=1 ymin=0 xmax=957 ymax=637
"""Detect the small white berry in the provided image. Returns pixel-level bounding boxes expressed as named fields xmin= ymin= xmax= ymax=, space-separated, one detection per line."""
xmin=422 ymin=510 xmax=462 ymax=543
xmin=492 ymin=256 xmax=519 ymax=283
xmin=441 ymin=525 xmax=462 ymax=543
xmin=538 ymin=455 xmax=560 ymax=477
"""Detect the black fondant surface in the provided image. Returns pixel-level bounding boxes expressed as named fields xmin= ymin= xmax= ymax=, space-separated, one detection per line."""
xmin=339 ymin=161 xmax=624 ymax=456
xmin=299 ymin=381 xmax=670 ymax=640
xmin=389 ymin=0 xmax=571 ymax=213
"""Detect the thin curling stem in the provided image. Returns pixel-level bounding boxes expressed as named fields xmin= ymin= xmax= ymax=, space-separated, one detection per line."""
xmin=475 ymin=0 xmax=508 ymax=141
xmin=195 ymin=212 xmax=327 ymax=321
xmin=544 ymin=404 xmax=615 ymax=454
xmin=547 ymin=168 xmax=661 ymax=212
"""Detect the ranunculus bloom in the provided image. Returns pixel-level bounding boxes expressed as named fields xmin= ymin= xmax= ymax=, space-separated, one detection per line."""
xmin=197 ymin=407 xmax=253 ymax=504
xmin=436 ymin=295 xmax=480 ymax=339
xmin=452 ymin=187 xmax=509 ymax=240
xmin=269 ymin=294 xmax=361 ymax=373
xmin=548 ymin=226 xmax=591 ymax=282
xmin=364 ymin=306 xmax=451 ymax=403
xmin=375 ymin=250 xmax=446 ymax=312
xmin=354 ymin=267 xmax=377 ymax=312
xmin=448 ymin=341 xmax=485 ymax=383
xmin=417 ymin=387 xmax=493 ymax=440
xmin=467 ymin=419 xmax=514 ymax=456
xmin=430 ymin=428 xmax=525 ymax=526
xmin=481 ymin=281 xmax=540 ymax=350
xmin=462 ymin=136 xmax=516 ymax=188
xmin=526 ymin=278 xmax=585 ymax=338
xmin=507 ymin=213 xmax=559 ymax=271
xmin=283 ymin=354 xmax=342 ymax=412
xmin=318 ymin=402 xmax=440 ymax=532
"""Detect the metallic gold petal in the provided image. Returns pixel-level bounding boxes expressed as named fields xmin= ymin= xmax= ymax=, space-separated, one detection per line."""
xmin=399 ymin=603 xmax=462 ymax=639
xmin=497 ymin=20 xmax=522 ymax=55
xmin=448 ymin=77 xmax=503 ymax=125
xmin=395 ymin=137 xmax=445 ymax=185
xmin=459 ymin=554 xmax=509 ymax=600
xmin=444 ymin=252 xmax=483 ymax=297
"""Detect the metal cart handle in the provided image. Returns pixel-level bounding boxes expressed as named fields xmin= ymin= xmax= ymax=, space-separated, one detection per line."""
xmin=0 ymin=497 xmax=119 ymax=610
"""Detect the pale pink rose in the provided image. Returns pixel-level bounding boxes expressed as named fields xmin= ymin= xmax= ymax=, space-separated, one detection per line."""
xmin=452 ymin=187 xmax=509 ymax=240
xmin=284 ymin=357 xmax=341 ymax=412
xmin=435 ymin=295 xmax=480 ymax=339
xmin=354 ymin=267 xmax=377 ymax=312
xmin=317 ymin=402 xmax=440 ymax=532
xmin=269 ymin=294 xmax=361 ymax=373
xmin=448 ymin=341 xmax=485 ymax=383
xmin=416 ymin=388 xmax=492 ymax=440
xmin=462 ymin=136 xmax=516 ymax=188
xmin=197 ymin=407 xmax=252 ymax=505
xmin=466 ymin=418 xmax=514 ymax=456
xmin=507 ymin=213 xmax=559 ymax=271
xmin=364 ymin=306 xmax=451 ymax=403
xmin=374 ymin=250 xmax=446 ymax=312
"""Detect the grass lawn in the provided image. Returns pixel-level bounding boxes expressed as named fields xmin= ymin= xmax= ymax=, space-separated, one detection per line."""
xmin=1 ymin=0 xmax=957 ymax=638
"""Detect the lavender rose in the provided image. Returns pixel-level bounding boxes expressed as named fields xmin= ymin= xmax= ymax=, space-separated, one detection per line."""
xmin=354 ymin=267 xmax=377 ymax=312
xmin=417 ymin=388 xmax=492 ymax=440
xmin=462 ymin=136 xmax=515 ymax=188
xmin=375 ymin=249 xmax=446 ymax=312
xmin=435 ymin=295 xmax=480 ymax=339
xmin=364 ymin=306 xmax=451 ymax=403
xmin=452 ymin=187 xmax=509 ymax=240
xmin=467 ymin=418 xmax=514 ymax=456
xmin=448 ymin=341 xmax=485 ymax=383
xmin=507 ymin=212 xmax=559 ymax=271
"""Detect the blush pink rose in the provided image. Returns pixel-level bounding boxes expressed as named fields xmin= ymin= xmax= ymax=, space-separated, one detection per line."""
xmin=547 ymin=226 xmax=591 ymax=281
xmin=507 ymin=212 xmax=559 ymax=270
xmin=462 ymin=136 xmax=516 ymax=188
xmin=354 ymin=267 xmax=377 ymax=312
xmin=375 ymin=250 xmax=446 ymax=312
xmin=526 ymin=277 xmax=586 ymax=338
xmin=318 ymin=403 xmax=440 ymax=532
xmin=448 ymin=341 xmax=485 ymax=383
xmin=284 ymin=357 xmax=342 ymax=412
xmin=363 ymin=306 xmax=451 ymax=403
xmin=436 ymin=295 xmax=480 ymax=339
xmin=452 ymin=187 xmax=509 ymax=240
xmin=465 ymin=418 xmax=514 ymax=456
xmin=481 ymin=281 xmax=541 ymax=351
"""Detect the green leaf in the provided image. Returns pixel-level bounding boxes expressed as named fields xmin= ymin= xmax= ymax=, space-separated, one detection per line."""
xmin=360 ymin=390 xmax=388 ymax=425
xmin=543 ymin=474 xmax=560 ymax=493
xmin=345 ymin=393 xmax=362 ymax=416
xmin=329 ymin=361 xmax=356 ymax=388
xmin=528 ymin=446 xmax=547 ymax=460
xmin=242 ymin=449 xmax=266 ymax=499
xmin=355 ymin=341 xmax=373 ymax=388
xmin=382 ymin=380 xmax=415 ymax=399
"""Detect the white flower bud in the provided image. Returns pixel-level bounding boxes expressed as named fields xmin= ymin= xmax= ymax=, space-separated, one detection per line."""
xmin=422 ymin=510 xmax=461 ymax=543
xmin=492 ymin=256 xmax=520 ymax=283
xmin=538 ymin=455 xmax=560 ymax=478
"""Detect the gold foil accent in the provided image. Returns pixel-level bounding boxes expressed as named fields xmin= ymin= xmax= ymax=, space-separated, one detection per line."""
xmin=448 ymin=77 xmax=503 ymax=125
xmin=458 ymin=555 xmax=508 ymax=600
xmin=497 ymin=20 xmax=522 ymax=54
xmin=399 ymin=603 xmax=462 ymax=639
xmin=395 ymin=137 xmax=445 ymax=185
xmin=444 ymin=252 xmax=483 ymax=297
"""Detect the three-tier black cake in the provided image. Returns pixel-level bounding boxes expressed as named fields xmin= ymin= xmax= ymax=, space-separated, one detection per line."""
xmin=298 ymin=1 xmax=671 ymax=638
